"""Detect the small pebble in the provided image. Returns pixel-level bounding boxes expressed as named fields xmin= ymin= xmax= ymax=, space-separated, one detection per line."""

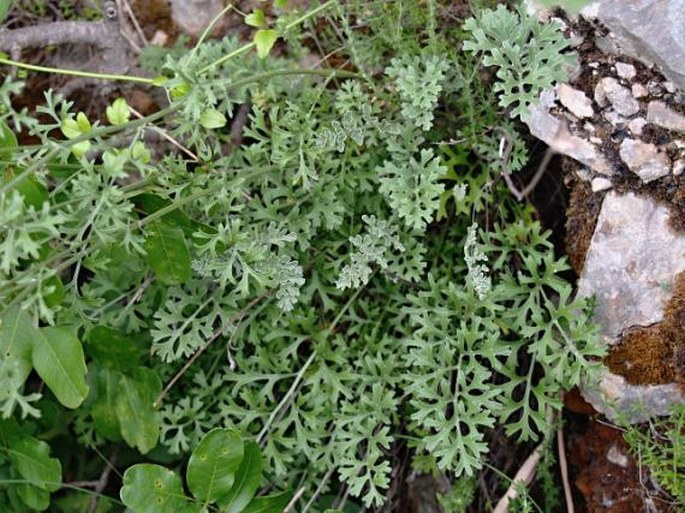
xmin=628 ymin=117 xmax=647 ymax=136
xmin=631 ymin=83 xmax=648 ymax=98
xmin=592 ymin=177 xmax=613 ymax=192
xmin=558 ymin=84 xmax=594 ymax=119
xmin=615 ymin=62 xmax=636 ymax=80
xmin=664 ymin=81 xmax=677 ymax=94
xmin=606 ymin=445 xmax=629 ymax=468
xmin=674 ymin=160 xmax=684 ymax=176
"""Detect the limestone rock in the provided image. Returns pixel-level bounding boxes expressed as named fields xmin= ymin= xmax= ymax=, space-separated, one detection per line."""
xmin=631 ymin=83 xmax=648 ymax=98
xmin=577 ymin=192 xmax=685 ymax=338
xmin=582 ymin=371 xmax=685 ymax=423
xmin=170 ymin=0 xmax=223 ymax=36
xmin=558 ymin=83 xmax=594 ymax=118
xmin=591 ymin=177 xmax=612 ymax=192
xmin=615 ymin=62 xmax=636 ymax=80
xmin=674 ymin=159 xmax=685 ymax=175
xmin=526 ymin=90 xmax=613 ymax=175
xmin=619 ymin=139 xmax=670 ymax=182
xmin=581 ymin=0 xmax=685 ymax=91
xmin=628 ymin=117 xmax=646 ymax=135
xmin=646 ymin=100 xmax=685 ymax=132
xmin=594 ymin=77 xmax=640 ymax=116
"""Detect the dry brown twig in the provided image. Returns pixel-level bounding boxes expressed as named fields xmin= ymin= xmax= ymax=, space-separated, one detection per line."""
xmin=0 ymin=1 xmax=129 ymax=75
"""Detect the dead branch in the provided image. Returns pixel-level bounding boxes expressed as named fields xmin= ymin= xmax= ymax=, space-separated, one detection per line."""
xmin=0 ymin=1 xmax=129 ymax=75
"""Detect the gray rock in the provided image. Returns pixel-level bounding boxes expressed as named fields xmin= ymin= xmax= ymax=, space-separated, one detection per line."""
xmin=646 ymin=100 xmax=685 ymax=132
xmin=591 ymin=176 xmax=613 ymax=191
xmin=604 ymin=109 xmax=626 ymax=126
xmin=526 ymin=89 xmax=614 ymax=175
xmin=557 ymin=83 xmax=595 ymax=118
xmin=674 ymin=159 xmax=685 ymax=175
xmin=582 ymin=371 xmax=685 ymax=423
xmin=577 ymin=192 xmax=685 ymax=421
xmin=631 ymin=83 xmax=648 ymax=98
xmin=595 ymin=77 xmax=640 ymax=116
xmin=577 ymin=191 xmax=685 ymax=338
xmin=619 ymin=139 xmax=671 ymax=182
xmin=581 ymin=0 xmax=685 ymax=92
xmin=171 ymin=0 xmax=223 ymax=35
xmin=628 ymin=117 xmax=647 ymax=135
xmin=615 ymin=62 xmax=636 ymax=80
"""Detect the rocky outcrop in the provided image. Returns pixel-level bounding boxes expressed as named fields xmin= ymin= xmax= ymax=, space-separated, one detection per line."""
xmin=581 ymin=0 xmax=685 ymax=92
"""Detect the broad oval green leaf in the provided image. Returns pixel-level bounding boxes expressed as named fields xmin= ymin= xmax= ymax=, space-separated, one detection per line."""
xmin=86 ymin=327 xmax=143 ymax=371
xmin=144 ymin=221 xmax=192 ymax=285
xmin=120 ymin=464 xmax=198 ymax=513
xmin=242 ymin=490 xmax=291 ymax=513
xmin=254 ymin=29 xmax=278 ymax=59
xmin=115 ymin=368 xmax=161 ymax=454
xmin=218 ymin=440 xmax=262 ymax=512
xmin=16 ymin=483 xmax=50 ymax=511
xmin=31 ymin=327 xmax=89 ymax=409
xmin=90 ymin=367 xmax=122 ymax=441
xmin=0 ymin=1 xmax=12 ymax=24
xmin=9 ymin=435 xmax=62 ymax=492
xmin=0 ymin=306 xmax=35 ymax=396
xmin=200 ymin=108 xmax=227 ymax=129
xmin=186 ymin=428 xmax=244 ymax=505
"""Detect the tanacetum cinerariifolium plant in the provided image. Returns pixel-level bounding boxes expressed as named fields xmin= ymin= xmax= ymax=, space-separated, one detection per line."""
xmin=0 ymin=1 xmax=605 ymax=511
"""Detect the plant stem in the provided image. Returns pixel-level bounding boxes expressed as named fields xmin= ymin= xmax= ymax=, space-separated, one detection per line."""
xmin=198 ymin=0 xmax=338 ymax=74
xmin=0 ymin=55 xmax=154 ymax=84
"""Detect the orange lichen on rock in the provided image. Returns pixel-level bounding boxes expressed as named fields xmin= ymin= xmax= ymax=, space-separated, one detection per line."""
xmin=604 ymin=271 xmax=685 ymax=386
xmin=662 ymin=272 xmax=685 ymax=383
xmin=565 ymin=178 xmax=605 ymax=274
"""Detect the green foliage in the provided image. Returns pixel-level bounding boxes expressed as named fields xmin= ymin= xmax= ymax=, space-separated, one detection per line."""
xmin=120 ymin=428 xmax=287 ymax=513
xmin=623 ymin=405 xmax=685 ymax=505
xmin=0 ymin=1 xmax=602 ymax=511
xmin=463 ymin=4 xmax=575 ymax=119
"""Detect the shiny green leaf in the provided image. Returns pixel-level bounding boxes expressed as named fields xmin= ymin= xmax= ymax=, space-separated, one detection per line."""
xmin=144 ymin=221 xmax=192 ymax=285
xmin=115 ymin=367 xmax=161 ymax=453
xmin=218 ymin=441 xmax=262 ymax=512
xmin=120 ymin=464 xmax=199 ymax=513
xmin=32 ymin=327 xmax=89 ymax=409
xmin=186 ymin=428 xmax=244 ymax=505
xmin=242 ymin=490 xmax=291 ymax=513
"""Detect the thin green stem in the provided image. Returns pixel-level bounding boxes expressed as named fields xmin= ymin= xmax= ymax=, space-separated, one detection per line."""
xmin=198 ymin=0 xmax=338 ymax=74
xmin=0 ymin=55 xmax=154 ymax=84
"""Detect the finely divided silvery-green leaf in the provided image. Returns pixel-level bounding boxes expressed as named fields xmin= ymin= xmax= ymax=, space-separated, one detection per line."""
xmin=31 ymin=327 xmax=89 ymax=409
xmin=120 ymin=464 xmax=199 ymax=513
xmin=186 ymin=428 xmax=244 ymax=505
xmin=144 ymin=221 xmax=192 ymax=285
xmin=115 ymin=368 xmax=161 ymax=453
xmin=217 ymin=440 xmax=262 ymax=512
